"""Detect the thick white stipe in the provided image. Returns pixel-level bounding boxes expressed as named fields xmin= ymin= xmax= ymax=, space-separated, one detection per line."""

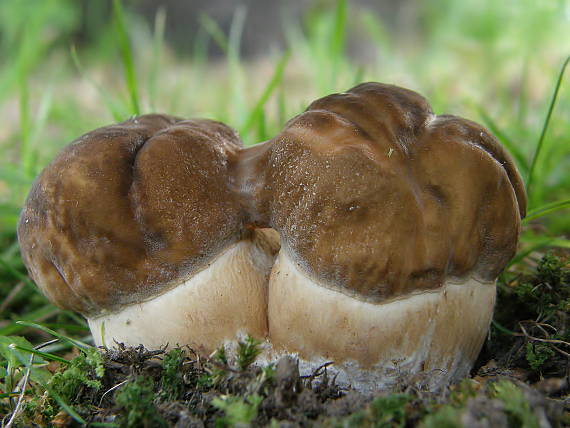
xmin=88 ymin=241 xmax=273 ymax=354
xmin=267 ymin=250 xmax=496 ymax=390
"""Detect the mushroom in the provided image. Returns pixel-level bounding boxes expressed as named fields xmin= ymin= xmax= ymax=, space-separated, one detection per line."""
xmin=18 ymin=82 xmax=525 ymax=390
xmin=234 ymin=82 xmax=526 ymax=388
xmin=17 ymin=114 xmax=277 ymax=354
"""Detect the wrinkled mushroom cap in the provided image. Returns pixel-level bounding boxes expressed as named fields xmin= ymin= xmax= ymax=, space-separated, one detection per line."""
xmin=18 ymin=115 xmax=247 ymax=316
xmin=238 ymin=82 xmax=526 ymax=302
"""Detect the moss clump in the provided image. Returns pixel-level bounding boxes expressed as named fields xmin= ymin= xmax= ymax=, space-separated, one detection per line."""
xmin=159 ymin=348 xmax=185 ymax=401
xmin=368 ymin=393 xmax=410 ymax=427
xmin=525 ymin=342 xmax=555 ymax=371
xmin=487 ymin=252 xmax=569 ymax=378
xmin=115 ymin=376 xmax=167 ymax=428
xmin=419 ymin=405 xmax=461 ymax=428
xmin=212 ymin=393 xmax=263 ymax=427
xmin=492 ymin=380 xmax=539 ymax=428
xmin=536 ymin=252 xmax=566 ymax=287
xmin=236 ymin=335 xmax=262 ymax=370
xmin=48 ymin=347 xmax=104 ymax=402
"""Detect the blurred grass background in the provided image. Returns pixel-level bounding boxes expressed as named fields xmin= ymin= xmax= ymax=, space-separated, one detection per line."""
xmin=0 ymin=0 xmax=569 ymax=341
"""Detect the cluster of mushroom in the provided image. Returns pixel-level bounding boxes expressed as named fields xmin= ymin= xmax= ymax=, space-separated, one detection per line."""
xmin=18 ymin=83 xmax=526 ymax=389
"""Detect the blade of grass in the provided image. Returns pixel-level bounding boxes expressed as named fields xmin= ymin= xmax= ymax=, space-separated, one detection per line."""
xmin=0 ymin=165 xmax=34 ymax=186
xmin=228 ymin=6 xmax=247 ymax=126
xmin=476 ymin=106 xmax=528 ymax=173
xmin=16 ymin=321 xmax=90 ymax=351
xmin=27 ymin=87 xmax=54 ymax=177
xmin=509 ymin=236 xmax=570 ymax=267
xmin=523 ymin=198 xmax=570 ymax=223
xmin=9 ymin=344 xmax=69 ymax=365
xmin=360 ymin=11 xmax=391 ymax=52
xmin=256 ymin=110 xmax=267 ymax=141
xmin=0 ymin=1 xmax=51 ymax=102
xmin=352 ymin=66 xmax=366 ymax=85
xmin=71 ymin=46 xmax=125 ymax=122
xmin=0 ymin=392 xmax=19 ymax=399
xmin=40 ymin=335 xmax=94 ymax=355
xmin=0 ymin=305 xmax=61 ymax=336
xmin=492 ymin=320 xmax=517 ymax=336
xmin=526 ymin=55 xmax=570 ymax=201
xmin=149 ymin=6 xmax=166 ymax=112
xmin=277 ymin=87 xmax=287 ymax=127
xmin=1 ymin=240 xmax=21 ymax=260
xmin=0 ymin=257 xmax=36 ymax=288
xmin=517 ymin=57 xmax=529 ymax=127
xmin=199 ymin=13 xmax=229 ymax=54
xmin=241 ymin=51 xmax=290 ymax=136
xmin=330 ymin=0 xmax=347 ymax=88
xmin=62 ymin=311 xmax=90 ymax=329
xmin=42 ymin=323 xmax=90 ymax=332
xmin=43 ymin=384 xmax=87 ymax=425
xmin=113 ymin=0 xmax=140 ymax=116
xmin=18 ymin=74 xmax=31 ymax=178
xmin=0 ymin=204 xmax=21 ymax=217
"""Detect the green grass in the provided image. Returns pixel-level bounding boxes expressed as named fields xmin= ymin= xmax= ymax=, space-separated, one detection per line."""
xmin=0 ymin=0 xmax=569 ymax=424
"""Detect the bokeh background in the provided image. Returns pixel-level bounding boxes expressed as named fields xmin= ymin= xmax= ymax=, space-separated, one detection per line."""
xmin=0 ymin=0 xmax=569 ymax=318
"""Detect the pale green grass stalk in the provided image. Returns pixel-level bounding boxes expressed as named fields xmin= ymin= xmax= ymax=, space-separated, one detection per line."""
xmin=113 ymin=0 xmax=141 ymax=116
xmin=241 ymin=51 xmax=291 ymax=139
xmin=526 ymin=55 xmax=570 ymax=206
xmin=71 ymin=46 xmax=125 ymax=121
xmin=149 ymin=7 xmax=167 ymax=112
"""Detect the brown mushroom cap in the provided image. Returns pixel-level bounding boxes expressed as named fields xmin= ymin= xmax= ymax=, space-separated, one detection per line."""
xmin=18 ymin=114 xmax=247 ymax=316
xmin=237 ymin=82 xmax=526 ymax=302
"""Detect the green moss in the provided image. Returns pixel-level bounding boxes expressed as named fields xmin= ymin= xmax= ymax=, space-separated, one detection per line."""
xmin=212 ymin=393 xmax=263 ymax=427
xmin=525 ymin=342 xmax=555 ymax=371
xmin=419 ymin=405 xmax=461 ymax=428
xmin=536 ymin=253 xmax=565 ymax=286
xmin=206 ymin=344 xmax=230 ymax=387
xmin=22 ymin=390 xmax=57 ymax=426
xmin=159 ymin=348 xmax=185 ymax=401
xmin=448 ymin=379 xmax=480 ymax=407
xmin=492 ymin=380 xmax=539 ymax=428
xmin=115 ymin=376 xmax=167 ymax=428
xmin=48 ymin=347 xmax=104 ymax=402
xmin=214 ymin=345 xmax=228 ymax=365
xmin=236 ymin=335 xmax=262 ymax=370
xmin=369 ymin=394 xmax=410 ymax=427
xmin=327 ymin=393 xmax=411 ymax=428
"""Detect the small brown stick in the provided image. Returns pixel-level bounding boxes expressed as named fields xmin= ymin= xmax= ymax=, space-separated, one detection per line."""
xmin=519 ymin=322 xmax=570 ymax=346
xmin=535 ymin=322 xmax=558 ymax=334
xmin=551 ymin=345 xmax=570 ymax=358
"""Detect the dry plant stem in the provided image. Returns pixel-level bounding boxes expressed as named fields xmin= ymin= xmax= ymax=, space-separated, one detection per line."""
xmin=518 ymin=322 xmax=570 ymax=358
xmin=5 ymin=339 xmax=58 ymax=428
xmin=5 ymin=356 xmax=33 ymax=428
xmin=98 ymin=379 xmax=128 ymax=407
xmin=300 ymin=361 xmax=334 ymax=380
xmin=0 ymin=282 xmax=25 ymax=314
xmin=535 ymin=323 xmax=558 ymax=334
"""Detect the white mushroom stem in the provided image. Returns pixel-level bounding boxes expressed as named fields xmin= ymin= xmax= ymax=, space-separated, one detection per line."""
xmin=88 ymin=240 xmax=273 ymax=353
xmin=267 ymin=250 xmax=496 ymax=390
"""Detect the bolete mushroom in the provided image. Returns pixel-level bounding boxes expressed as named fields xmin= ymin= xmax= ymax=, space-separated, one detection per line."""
xmin=234 ymin=82 xmax=526 ymax=388
xmin=18 ymin=83 xmax=525 ymax=390
xmin=17 ymin=114 xmax=277 ymax=354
